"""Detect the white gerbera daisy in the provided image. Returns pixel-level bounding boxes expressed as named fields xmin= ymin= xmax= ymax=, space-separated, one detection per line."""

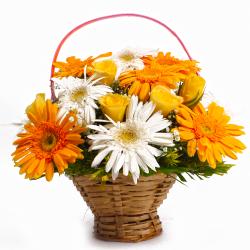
xmin=114 ymin=48 xmax=158 ymax=77
xmin=52 ymin=67 xmax=113 ymax=125
xmin=88 ymin=95 xmax=174 ymax=184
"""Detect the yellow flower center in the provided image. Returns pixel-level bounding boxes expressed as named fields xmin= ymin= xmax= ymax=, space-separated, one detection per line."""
xmin=119 ymin=52 xmax=135 ymax=62
xmin=117 ymin=128 xmax=138 ymax=144
xmin=41 ymin=132 xmax=57 ymax=151
xmin=70 ymin=88 xmax=87 ymax=102
xmin=201 ymin=125 xmax=214 ymax=135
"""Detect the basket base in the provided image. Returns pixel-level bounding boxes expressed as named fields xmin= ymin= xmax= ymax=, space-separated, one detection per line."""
xmin=94 ymin=211 xmax=162 ymax=242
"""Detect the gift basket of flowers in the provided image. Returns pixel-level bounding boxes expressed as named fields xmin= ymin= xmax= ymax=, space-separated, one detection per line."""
xmin=12 ymin=14 xmax=246 ymax=242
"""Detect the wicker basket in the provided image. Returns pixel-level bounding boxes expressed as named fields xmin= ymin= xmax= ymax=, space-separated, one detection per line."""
xmin=72 ymin=173 xmax=176 ymax=242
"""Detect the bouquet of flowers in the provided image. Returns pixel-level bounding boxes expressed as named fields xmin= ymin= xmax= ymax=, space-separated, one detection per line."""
xmin=11 ymin=14 xmax=246 ymax=242
xmin=12 ymin=48 xmax=245 ymax=183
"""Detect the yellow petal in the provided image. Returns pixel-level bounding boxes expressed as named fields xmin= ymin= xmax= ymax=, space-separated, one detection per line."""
xmin=179 ymin=74 xmax=205 ymax=105
xmin=26 ymin=93 xmax=46 ymax=121
xmin=99 ymin=93 xmax=130 ymax=122
xmin=93 ymin=60 xmax=117 ymax=85
xmin=150 ymin=85 xmax=183 ymax=116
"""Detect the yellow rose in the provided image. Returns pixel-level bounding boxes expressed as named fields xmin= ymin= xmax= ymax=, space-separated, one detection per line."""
xmin=179 ymin=74 xmax=206 ymax=107
xmin=150 ymin=85 xmax=183 ymax=116
xmin=99 ymin=94 xmax=130 ymax=122
xmin=93 ymin=60 xmax=117 ymax=85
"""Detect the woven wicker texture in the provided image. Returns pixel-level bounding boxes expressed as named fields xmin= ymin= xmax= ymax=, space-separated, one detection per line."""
xmin=72 ymin=173 xmax=176 ymax=242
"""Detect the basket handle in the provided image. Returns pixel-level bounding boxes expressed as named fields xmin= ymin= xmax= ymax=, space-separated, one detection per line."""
xmin=50 ymin=13 xmax=193 ymax=101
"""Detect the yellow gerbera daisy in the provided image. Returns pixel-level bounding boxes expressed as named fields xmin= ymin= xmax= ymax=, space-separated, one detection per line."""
xmin=53 ymin=52 xmax=112 ymax=78
xmin=12 ymin=94 xmax=85 ymax=181
xmin=176 ymin=102 xmax=246 ymax=168
xmin=119 ymin=64 xmax=185 ymax=102
xmin=142 ymin=51 xmax=200 ymax=76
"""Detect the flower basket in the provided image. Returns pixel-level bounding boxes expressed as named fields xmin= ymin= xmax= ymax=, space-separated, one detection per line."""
xmin=12 ymin=13 xmax=246 ymax=244
xmin=72 ymin=173 xmax=175 ymax=242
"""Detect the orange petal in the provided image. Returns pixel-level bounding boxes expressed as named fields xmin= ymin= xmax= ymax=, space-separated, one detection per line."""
xmin=193 ymin=103 xmax=206 ymax=115
xmin=36 ymin=159 xmax=46 ymax=177
xmin=221 ymin=136 xmax=246 ymax=150
xmin=187 ymin=139 xmax=197 ymax=157
xmin=46 ymin=162 xmax=54 ymax=181
xmin=128 ymin=80 xmax=142 ymax=96
xmin=13 ymin=136 xmax=32 ymax=146
xmin=66 ymin=144 xmax=83 ymax=154
xmin=176 ymin=115 xmax=194 ymax=128
xmin=139 ymin=82 xmax=150 ymax=102
xmin=206 ymin=149 xmax=216 ymax=169
xmin=177 ymin=107 xmax=193 ymax=121
xmin=199 ymin=137 xmax=211 ymax=147
xmin=212 ymin=143 xmax=222 ymax=163
xmin=19 ymin=157 xmax=35 ymax=175
xmin=59 ymin=148 xmax=78 ymax=159
xmin=65 ymin=134 xmax=83 ymax=142
xmin=179 ymin=130 xmax=195 ymax=141
xmin=26 ymin=159 xmax=40 ymax=174
xmin=14 ymin=153 xmax=35 ymax=166
xmin=53 ymin=154 xmax=67 ymax=174
xmin=222 ymin=146 xmax=238 ymax=160
xmin=198 ymin=150 xmax=207 ymax=162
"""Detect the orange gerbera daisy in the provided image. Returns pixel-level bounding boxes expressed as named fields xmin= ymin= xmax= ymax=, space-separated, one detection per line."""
xmin=176 ymin=102 xmax=246 ymax=168
xmin=119 ymin=64 xmax=185 ymax=102
xmin=12 ymin=94 xmax=85 ymax=181
xmin=53 ymin=52 xmax=112 ymax=78
xmin=142 ymin=51 xmax=200 ymax=76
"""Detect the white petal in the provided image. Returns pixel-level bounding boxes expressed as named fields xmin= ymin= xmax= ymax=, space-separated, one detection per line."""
xmin=126 ymin=95 xmax=138 ymax=120
xmin=89 ymin=144 xmax=107 ymax=151
xmin=123 ymin=153 xmax=130 ymax=176
xmin=91 ymin=147 xmax=113 ymax=167
xmin=88 ymin=125 xmax=108 ymax=133
xmin=113 ymin=153 xmax=125 ymax=173
xmin=133 ymin=101 xmax=143 ymax=121
xmin=136 ymin=154 xmax=149 ymax=173
xmin=140 ymin=102 xmax=155 ymax=121
xmin=136 ymin=148 xmax=159 ymax=171
xmin=130 ymin=152 xmax=140 ymax=177
xmin=105 ymin=150 xmax=120 ymax=172
xmin=149 ymin=121 xmax=169 ymax=133
xmin=153 ymin=132 xmax=174 ymax=139
xmin=88 ymin=134 xmax=113 ymax=140
xmin=89 ymin=106 xmax=96 ymax=124
xmin=150 ymin=137 xmax=175 ymax=146
xmin=146 ymin=145 xmax=163 ymax=157
xmin=131 ymin=173 xmax=138 ymax=184
xmin=112 ymin=167 xmax=119 ymax=180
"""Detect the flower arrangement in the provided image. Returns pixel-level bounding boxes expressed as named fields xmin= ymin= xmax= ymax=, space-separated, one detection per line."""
xmin=12 ymin=48 xmax=246 ymax=184
xmin=11 ymin=13 xmax=247 ymax=242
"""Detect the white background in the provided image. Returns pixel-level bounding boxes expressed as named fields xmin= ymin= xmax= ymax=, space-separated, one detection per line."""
xmin=1 ymin=0 xmax=250 ymax=249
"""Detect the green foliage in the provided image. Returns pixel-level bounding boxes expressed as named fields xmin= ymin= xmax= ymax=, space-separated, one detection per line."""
xmin=158 ymin=144 xmax=234 ymax=183
xmin=65 ymin=135 xmax=234 ymax=183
